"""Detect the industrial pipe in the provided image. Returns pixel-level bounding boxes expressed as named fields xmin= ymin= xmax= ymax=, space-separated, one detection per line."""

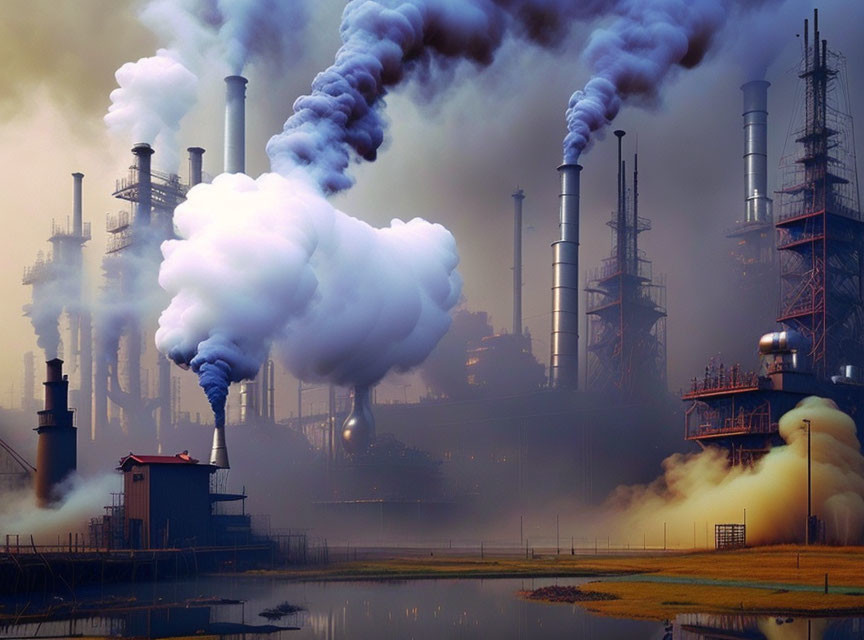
xmin=224 ymin=75 xmax=248 ymax=174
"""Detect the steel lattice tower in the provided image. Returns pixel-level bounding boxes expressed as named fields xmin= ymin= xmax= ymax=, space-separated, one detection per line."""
xmin=585 ymin=131 xmax=667 ymax=396
xmin=775 ymin=9 xmax=863 ymax=379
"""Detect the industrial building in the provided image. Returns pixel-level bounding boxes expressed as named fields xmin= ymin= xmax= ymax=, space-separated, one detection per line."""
xmin=684 ymin=10 xmax=864 ymax=464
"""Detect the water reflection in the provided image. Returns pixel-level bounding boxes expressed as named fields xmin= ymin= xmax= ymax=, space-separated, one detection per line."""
xmin=673 ymin=612 xmax=864 ymax=639
xmin=0 ymin=577 xmax=861 ymax=639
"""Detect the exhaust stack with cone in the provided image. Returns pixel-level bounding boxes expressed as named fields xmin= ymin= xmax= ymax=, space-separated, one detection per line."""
xmin=210 ymin=421 xmax=229 ymax=469
xmin=224 ymin=75 xmax=247 ymax=174
xmin=549 ymin=164 xmax=582 ymax=390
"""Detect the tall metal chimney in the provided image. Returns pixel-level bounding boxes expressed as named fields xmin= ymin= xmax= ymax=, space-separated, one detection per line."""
xmin=742 ymin=80 xmax=772 ymax=223
xmin=224 ymin=75 xmax=248 ymax=174
xmin=512 ymin=188 xmax=525 ymax=335
xmin=72 ymin=172 xmax=83 ymax=236
xmin=35 ymin=359 xmax=77 ymax=507
xmin=614 ymin=130 xmax=626 ymax=272
xmin=550 ymin=164 xmax=582 ymax=390
xmin=187 ymin=146 xmax=205 ymax=187
xmin=132 ymin=143 xmax=154 ymax=227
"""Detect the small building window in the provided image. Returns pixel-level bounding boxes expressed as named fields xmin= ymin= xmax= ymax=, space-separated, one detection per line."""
xmin=132 ymin=473 xmax=144 ymax=482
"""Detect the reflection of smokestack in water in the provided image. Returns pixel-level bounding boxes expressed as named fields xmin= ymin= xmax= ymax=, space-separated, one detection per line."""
xmin=512 ymin=188 xmax=524 ymax=336
xmin=550 ymin=164 xmax=582 ymax=390
xmin=342 ymin=385 xmax=375 ymax=455
xmin=35 ymin=359 xmax=77 ymax=507
xmin=132 ymin=143 xmax=154 ymax=226
xmin=742 ymin=80 xmax=772 ymax=223
xmin=187 ymin=146 xmax=205 ymax=187
xmin=210 ymin=419 xmax=229 ymax=469
xmin=224 ymin=75 xmax=247 ymax=174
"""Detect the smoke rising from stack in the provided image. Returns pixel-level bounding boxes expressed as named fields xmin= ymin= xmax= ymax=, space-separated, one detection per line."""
xmin=602 ymin=397 xmax=864 ymax=545
xmin=563 ymin=0 xmax=730 ymax=162
xmin=156 ymin=171 xmax=461 ymax=426
xmin=105 ymin=0 xmax=310 ymax=172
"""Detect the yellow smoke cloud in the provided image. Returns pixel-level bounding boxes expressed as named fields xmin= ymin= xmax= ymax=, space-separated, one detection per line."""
xmin=605 ymin=397 xmax=864 ymax=546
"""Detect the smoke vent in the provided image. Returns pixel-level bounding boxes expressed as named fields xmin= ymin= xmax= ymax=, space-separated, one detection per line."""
xmin=742 ymin=80 xmax=772 ymax=223
xmin=187 ymin=146 xmax=205 ymax=187
xmin=132 ymin=143 xmax=154 ymax=226
xmin=550 ymin=164 xmax=582 ymax=390
xmin=224 ymin=75 xmax=248 ymax=174
xmin=34 ymin=359 xmax=77 ymax=507
xmin=210 ymin=422 xmax=229 ymax=469
xmin=72 ymin=172 xmax=83 ymax=236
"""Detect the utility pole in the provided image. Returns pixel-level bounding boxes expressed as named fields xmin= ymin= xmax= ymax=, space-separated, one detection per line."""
xmin=803 ymin=419 xmax=812 ymax=545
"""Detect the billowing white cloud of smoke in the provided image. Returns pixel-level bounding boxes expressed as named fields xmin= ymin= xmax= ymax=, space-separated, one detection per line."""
xmin=0 ymin=474 xmax=119 ymax=544
xmin=24 ymin=253 xmax=87 ymax=361
xmin=155 ymin=170 xmax=461 ymax=426
xmin=105 ymin=51 xmax=198 ymax=173
xmin=602 ymin=397 xmax=864 ymax=546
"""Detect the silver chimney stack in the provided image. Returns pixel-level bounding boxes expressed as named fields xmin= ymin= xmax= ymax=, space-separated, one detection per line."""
xmin=210 ymin=420 xmax=230 ymax=469
xmin=187 ymin=146 xmax=205 ymax=187
xmin=550 ymin=164 xmax=582 ymax=390
xmin=512 ymin=188 xmax=525 ymax=335
xmin=72 ymin=172 xmax=83 ymax=236
xmin=742 ymin=80 xmax=772 ymax=223
xmin=224 ymin=75 xmax=248 ymax=174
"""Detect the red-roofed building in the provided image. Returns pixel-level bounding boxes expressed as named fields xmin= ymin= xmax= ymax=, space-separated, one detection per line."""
xmin=118 ymin=450 xmax=215 ymax=549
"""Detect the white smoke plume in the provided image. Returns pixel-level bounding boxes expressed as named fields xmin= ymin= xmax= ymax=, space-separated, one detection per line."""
xmin=0 ymin=474 xmax=118 ymax=545
xmin=105 ymin=51 xmax=198 ymax=173
xmin=105 ymin=0 xmax=310 ymax=173
xmin=155 ymin=170 xmax=461 ymax=425
xmin=602 ymin=397 xmax=864 ymax=546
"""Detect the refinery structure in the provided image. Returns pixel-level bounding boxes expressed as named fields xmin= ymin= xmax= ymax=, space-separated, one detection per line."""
xmin=0 ymin=3 xmax=863 ymax=567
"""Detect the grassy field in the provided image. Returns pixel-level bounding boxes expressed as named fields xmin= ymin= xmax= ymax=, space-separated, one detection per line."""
xmin=256 ymin=546 xmax=864 ymax=620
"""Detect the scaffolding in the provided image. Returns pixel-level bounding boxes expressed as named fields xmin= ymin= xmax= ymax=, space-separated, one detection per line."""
xmin=775 ymin=11 xmax=863 ymax=379
xmin=585 ymin=135 xmax=667 ymax=396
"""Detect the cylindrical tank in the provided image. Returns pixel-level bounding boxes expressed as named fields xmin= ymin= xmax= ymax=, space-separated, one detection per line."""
xmin=342 ymin=385 xmax=375 ymax=455
xmin=35 ymin=359 xmax=77 ymax=507
xmin=550 ymin=163 xmax=582 ymax=390
xmin=224 ymin=75 xmax=248 ymax=174
xmin=758 ymin=330 xmax=810 ymax=374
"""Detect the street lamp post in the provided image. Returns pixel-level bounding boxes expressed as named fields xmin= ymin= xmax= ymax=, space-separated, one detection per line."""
xmin=803 ymin=418 xmax=812 ymax=545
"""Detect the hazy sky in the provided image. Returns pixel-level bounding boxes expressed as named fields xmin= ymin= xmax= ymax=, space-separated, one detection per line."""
xmin=1 ymin=0 xmax=863 ymax=415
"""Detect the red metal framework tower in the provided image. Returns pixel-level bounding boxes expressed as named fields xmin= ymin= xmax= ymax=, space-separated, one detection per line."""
xmin=585 ymin=131 xmax=667 ymax=396
xmin=775 ymin=9 xmax=863 ymax=379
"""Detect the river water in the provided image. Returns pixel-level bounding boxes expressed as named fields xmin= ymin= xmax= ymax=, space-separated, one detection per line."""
xmin=0 ymin=575 xmax=861 ymax=639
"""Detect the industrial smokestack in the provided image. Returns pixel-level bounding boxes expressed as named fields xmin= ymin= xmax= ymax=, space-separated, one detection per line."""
xmin=550 ymin=164 xmax=582 ymax=390
xmin=35 ymin=359 xmax=77 ymax=507
xmin=72 ymin=172 xmax=83 ymax=236
xmin=132 ymin=143 xmax=154 ymax=226
xmin=614 ymin=130 xmax=626 ymax=271
xmin=210 ymin=422 xmax=229 ymax=469
xmin=512 ymin=188 xmax=525 ymax=336
xmin=742 ymin=80 xmax=772 ymax=224
xmin=224 ymin=75 xmax=247 ymax=174
xmin=187 ymin=146 xmax=205 ymax=187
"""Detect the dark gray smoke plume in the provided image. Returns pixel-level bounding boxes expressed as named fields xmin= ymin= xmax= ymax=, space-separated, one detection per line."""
xmin=563 ymin=0 xmax=729 ymax=162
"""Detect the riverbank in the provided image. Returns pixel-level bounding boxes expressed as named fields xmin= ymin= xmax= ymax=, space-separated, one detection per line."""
xmin=254 ymin=545 xmax=864 ymax=620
